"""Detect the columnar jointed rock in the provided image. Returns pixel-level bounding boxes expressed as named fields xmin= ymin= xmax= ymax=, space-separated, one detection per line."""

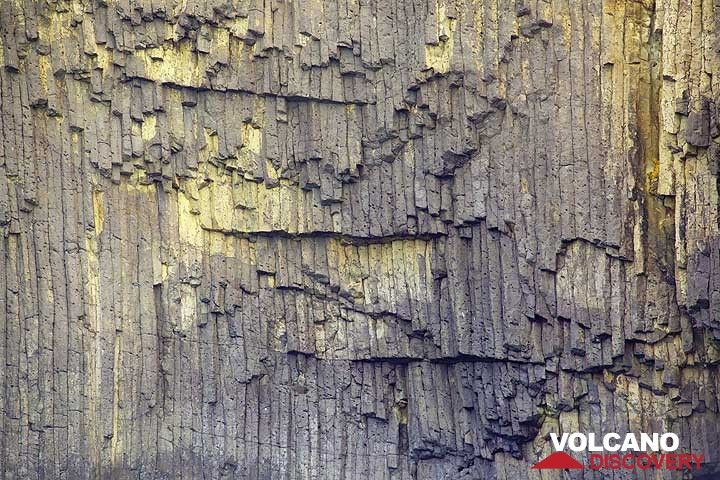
xmin=1 ymin=0 xmax=720 ymax=478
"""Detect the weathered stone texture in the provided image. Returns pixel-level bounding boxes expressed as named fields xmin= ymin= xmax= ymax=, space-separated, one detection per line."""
xmin=2 ymin=0 xmax=720 ymax=478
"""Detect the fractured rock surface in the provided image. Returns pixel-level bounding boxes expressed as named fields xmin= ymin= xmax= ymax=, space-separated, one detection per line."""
xmin=1 ymin=0 xmax=720 ymax=478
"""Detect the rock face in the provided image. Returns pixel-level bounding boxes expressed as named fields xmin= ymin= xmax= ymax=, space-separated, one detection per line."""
xmin=2 ymin=0 xmax=720 ymax=478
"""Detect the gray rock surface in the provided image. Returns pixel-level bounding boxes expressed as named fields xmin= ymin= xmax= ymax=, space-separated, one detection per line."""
xmin=1 ymin=0 xmax=720 ymax=478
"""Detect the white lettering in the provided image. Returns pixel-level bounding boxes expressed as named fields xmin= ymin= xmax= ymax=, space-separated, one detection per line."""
xmin=568 ymin=433 xmax=587 ymax=452
xmin=660 ymin=433 xmax=679 ymax=452
xmin=603 ymin=433 xmax=621 ymax=451
xmin=550 ymin=433 xmax=569 ymax=451
xmin=587 ymin=433 xmax=603 ymax=452
xmin=549 ymin=431 xmax=680 ymax=453
xmin=639 ymin=433 xmax=659 ymax=451
xmin=621 ymin=434 xmax=640 ymax=451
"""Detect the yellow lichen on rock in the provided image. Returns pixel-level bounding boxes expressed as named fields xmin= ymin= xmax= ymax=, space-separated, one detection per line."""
xmin=142 ymin=41 xmax=203 ymax=86
xmin=425 ymin=1 xmax=456 ymax=73
xmin=227 ymin=16 xmax=249 ymax=38
xmin=178 ymin=188 xmax=204 ymax=249
xmin=141 ymin=115 xmax=157 ymax=143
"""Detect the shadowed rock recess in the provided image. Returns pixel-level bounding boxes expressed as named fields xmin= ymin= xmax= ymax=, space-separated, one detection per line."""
xmin=3 ymin=0 xmax=720 ymax=478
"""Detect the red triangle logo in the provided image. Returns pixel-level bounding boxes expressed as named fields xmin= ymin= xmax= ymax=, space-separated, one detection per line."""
xmin=531 ymin=451 xmax=584 ymax=470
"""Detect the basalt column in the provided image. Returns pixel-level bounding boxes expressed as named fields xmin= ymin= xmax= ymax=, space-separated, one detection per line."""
xmin=2 ymin=0 xmax=720 ymax=479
